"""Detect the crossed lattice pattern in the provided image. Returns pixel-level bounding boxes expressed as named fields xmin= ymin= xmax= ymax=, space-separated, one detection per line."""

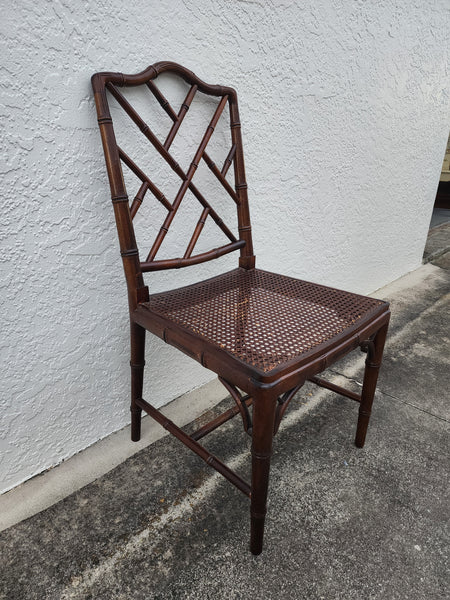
xmin=145 ymin=268 xmax=384 ymax=372
xmin=106 ymin=80 xmax=241 ymax=270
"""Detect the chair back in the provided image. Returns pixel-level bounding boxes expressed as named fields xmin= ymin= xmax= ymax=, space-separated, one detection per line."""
xmin=91 ymin=62 xmax=255 ymax=308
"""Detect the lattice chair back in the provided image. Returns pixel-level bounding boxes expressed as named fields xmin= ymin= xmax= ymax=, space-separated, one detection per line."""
xmin=91 ymin=62 xmax=255 ymax=309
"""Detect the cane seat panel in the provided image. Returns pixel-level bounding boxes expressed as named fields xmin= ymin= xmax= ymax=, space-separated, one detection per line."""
xmin=139 ymin=268 xmax=386 ymax=373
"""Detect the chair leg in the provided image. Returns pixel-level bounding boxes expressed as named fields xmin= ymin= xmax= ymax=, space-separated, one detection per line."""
xmin=355 ymin=321 xmax=389 ymax=448
xmin=130 ymin=321 xmax=145 ymax=442
xmin=250 ymin=388 xmax=277 ymax=555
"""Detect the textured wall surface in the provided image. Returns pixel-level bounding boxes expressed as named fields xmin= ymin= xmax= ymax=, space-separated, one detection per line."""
xmin=1 ymin=0 xmax=449 ymax=493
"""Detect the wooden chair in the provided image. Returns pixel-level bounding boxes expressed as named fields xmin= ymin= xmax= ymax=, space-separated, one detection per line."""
xmin=91 ymin=62 xmax=390 ymax=555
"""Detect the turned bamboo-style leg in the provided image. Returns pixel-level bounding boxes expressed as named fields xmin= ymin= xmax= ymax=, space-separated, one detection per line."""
xmin=250 ymin=388 xmax=277 ymax=555
xmin=355 ymin=320 xmax=389 ymax=448
xmin=130 ymin=320 xmax=146 ymax=442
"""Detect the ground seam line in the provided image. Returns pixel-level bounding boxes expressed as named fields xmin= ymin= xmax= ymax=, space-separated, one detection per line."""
xmin=328 ymin=369 xmax=450 ymax=424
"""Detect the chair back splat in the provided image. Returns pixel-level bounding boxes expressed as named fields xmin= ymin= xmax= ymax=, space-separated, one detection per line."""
xmin=92 ymin=62 xmax=390 ymax=555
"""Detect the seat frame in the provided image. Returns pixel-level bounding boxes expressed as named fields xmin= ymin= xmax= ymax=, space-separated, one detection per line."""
xmin=91 ymin=62 xmax=390 ymax=555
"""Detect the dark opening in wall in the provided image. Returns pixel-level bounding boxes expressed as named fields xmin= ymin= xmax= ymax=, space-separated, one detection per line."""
xmin=430 ymin=132 xmax=450 ymax=228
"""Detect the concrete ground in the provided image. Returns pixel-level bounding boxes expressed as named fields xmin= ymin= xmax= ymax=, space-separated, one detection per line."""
xmin=1 ymin=227 xmax=449 ymax=600
xmin=424 ymin=217 xmax=450 ymax=263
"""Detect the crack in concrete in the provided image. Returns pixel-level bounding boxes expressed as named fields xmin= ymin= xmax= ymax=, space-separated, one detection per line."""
xmin=327 ymin=369 xmax=450 ymax=425
xmin=376 ymin=389 xmax=450 ymax=424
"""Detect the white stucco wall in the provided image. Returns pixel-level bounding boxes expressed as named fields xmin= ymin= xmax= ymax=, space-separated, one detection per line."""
xmin=1 ymin=0 xmax=449 ymax=494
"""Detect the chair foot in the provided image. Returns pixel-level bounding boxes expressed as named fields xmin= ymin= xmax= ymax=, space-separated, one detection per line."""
xmin=131 ymin=406 xmax=142 ymax=442
xmin=250 ymin=389 xmax=277 ymax=555
xmin=355 ymin=320 xmax=389 ymax=448
xmin=250 ymin=513 xmax=266 ymax=555
xmin=355 ymin=413 xmax=370 ymax=448
xmin=130 ymin=321 xmax=146 ymax=443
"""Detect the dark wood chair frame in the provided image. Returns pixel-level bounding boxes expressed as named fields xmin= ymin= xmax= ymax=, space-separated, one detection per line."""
xmin=91 ymin=62 xmax=390 ymax=555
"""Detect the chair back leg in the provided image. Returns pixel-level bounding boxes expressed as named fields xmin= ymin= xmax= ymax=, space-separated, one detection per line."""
xmin=250 ymin=389 xmax=278 ymax=555
xmin=130 ymin=322 xmax=146 ymax=442
xmin=355 ymin=320 xmax=389 ymax=448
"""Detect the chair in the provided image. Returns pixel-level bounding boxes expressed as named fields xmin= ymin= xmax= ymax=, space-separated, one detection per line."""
xmin=91 ymin=62 xmax=390 ymax=555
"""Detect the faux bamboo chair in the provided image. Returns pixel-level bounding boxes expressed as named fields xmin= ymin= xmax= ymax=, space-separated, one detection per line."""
xmin=91 ymin=62 xmax=390 ymax=555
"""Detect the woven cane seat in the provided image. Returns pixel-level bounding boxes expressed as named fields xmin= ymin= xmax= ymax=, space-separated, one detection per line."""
xmin=140 ymin=268 xmax=385 ymax=373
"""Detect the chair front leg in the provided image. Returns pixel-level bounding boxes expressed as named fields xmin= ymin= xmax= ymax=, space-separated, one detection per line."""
xmin=356 ymin=319 xmax=389 ymax=448
xmin=250 ymin=388 xmax=277 ymax=555
xmin=130 ymin=321 xmax=146 ymax=442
